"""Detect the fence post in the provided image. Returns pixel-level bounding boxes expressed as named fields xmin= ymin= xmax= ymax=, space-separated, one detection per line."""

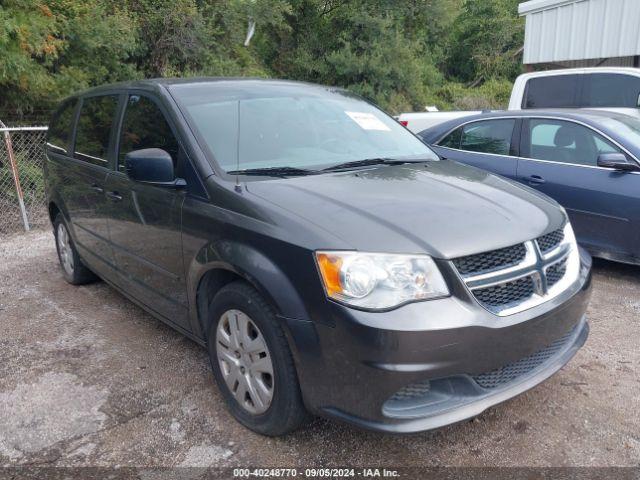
xmin=0 ymin=120 xmax=30 ymax=231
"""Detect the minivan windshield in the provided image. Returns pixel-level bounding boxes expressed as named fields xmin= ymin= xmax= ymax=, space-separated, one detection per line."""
xmin=171 ymin=82 xmax=438 ymax=174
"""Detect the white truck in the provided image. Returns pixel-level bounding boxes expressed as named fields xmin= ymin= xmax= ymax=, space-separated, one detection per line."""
xmin=399 ymin=67 xmax=640 ymax=134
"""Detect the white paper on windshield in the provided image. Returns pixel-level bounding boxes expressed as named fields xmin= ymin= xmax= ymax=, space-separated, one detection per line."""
xmin=345 ymin=111 xmax=391 ymax=131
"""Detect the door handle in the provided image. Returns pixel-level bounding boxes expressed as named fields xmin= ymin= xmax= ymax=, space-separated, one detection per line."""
xmin=106 ymin=191 xmax=123 ymax=201
xmin=527 ymin=175 xmax=546 ymax=185
xmin=90 ymin=183 xmax=104 ymax=193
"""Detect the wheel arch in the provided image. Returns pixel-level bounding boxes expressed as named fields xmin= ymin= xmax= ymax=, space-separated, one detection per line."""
xmin=48 ymin=201 xmax=62 ymax=225
xmin=47 ymin=191 xmax=71 ymax=227
xmin=191 ymin=245 xmax=311 ymax=340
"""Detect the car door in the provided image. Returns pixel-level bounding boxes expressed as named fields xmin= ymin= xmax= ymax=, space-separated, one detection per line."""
xmin=517 ymin=117 xmax=640 ymax=259
xmin=63 ymin=94 xmax=120 ymax=276
xmin=431 ymin=118 xmax=520 ymax=180
xmin=104 ymin=93 xmax=190 ymax=330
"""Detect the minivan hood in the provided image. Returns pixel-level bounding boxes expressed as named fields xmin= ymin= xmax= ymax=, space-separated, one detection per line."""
xmin=246 ymin=161 xmax=565 ymax=259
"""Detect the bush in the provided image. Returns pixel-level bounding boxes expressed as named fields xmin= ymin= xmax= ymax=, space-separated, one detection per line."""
xmin=425 ymin=79 xmax=513 ymax=112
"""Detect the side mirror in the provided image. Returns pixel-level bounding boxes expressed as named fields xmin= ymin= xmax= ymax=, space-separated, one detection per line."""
xmin=597 ymin=153 xmax=639 ymax=172
xmin=125 ymin=148 xmax=185 ymax=187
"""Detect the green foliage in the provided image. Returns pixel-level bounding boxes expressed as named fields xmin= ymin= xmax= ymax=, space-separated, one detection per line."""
xmin=446 ymin=0 xmax=524 ymax=82
xmin=260 ymin=1 xmax=446 ymax=113
xmin=0 ymin=0 xmax=138 ymax=114
xmin=431 ymin=79 xmax=514 ymax=110
xmin=0 ymin=0 xmax=524 ymax=118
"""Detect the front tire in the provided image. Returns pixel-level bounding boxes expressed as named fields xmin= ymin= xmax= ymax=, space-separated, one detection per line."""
xmin=207 ymin=281 xmax=308 ymax=436
xmin=53 ymin=214 xmax=96 ymax=285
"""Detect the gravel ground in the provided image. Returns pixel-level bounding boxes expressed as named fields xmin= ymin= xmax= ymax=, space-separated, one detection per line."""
xmin=0 ymin=230 xmax=639 ymax=470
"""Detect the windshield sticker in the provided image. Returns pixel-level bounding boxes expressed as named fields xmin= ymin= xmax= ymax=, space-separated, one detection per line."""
xmin=345 ymin=111 xmax=391 ymax=131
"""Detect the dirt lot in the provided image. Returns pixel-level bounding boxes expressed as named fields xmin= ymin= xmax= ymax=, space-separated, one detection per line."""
xmin=1 ymin=230 xmax=639 ymax=470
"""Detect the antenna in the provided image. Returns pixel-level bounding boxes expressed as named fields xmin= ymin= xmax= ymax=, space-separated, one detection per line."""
xmin=234 ymin=100 xmax=242 ymax=193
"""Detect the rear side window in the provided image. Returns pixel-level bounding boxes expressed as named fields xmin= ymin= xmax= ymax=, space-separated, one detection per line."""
xmin=46 ymin=100 xmax=77 ymax=154
xmin=438 ymin=127 xmax=462 ymax=149
xmin=523 ymin=75 xmax=580 ymax=109
xmin=459 ymin=119 xmax=515 ymax=155
xmin=582 ymin=74 xmax=640 ymax=108
xmin=528 ymin=119 xmax=621 ymax=166
xmin=118 ymin=95 xmax=180 ymax=172
xmin=74 ymin=95 xmax=119 ymax=165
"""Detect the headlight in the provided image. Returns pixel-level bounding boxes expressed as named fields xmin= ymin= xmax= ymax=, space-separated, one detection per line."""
xmin=315 ymin=251 xmax=449 ymax=310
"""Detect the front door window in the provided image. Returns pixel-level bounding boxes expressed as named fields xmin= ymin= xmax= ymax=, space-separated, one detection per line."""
xmin=527 ymin=119 xmax=622 ymax=166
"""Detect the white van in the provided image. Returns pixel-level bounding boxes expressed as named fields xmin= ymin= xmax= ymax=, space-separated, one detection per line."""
xmin=509 ymin=67 xmax=640 ymax=117
xmin=399 ymin=67 xmax=640 ymax=133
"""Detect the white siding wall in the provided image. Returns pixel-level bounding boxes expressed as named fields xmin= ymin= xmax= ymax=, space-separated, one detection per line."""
xmin=520 ymin=0 xmax=640 ymax=64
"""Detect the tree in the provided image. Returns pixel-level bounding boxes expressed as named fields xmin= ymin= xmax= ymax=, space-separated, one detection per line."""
xmin=259 ymin=0 xmax=450 ymax=113
xmin=113 ymin=0 xmax=291 ymax=78
xmin=0 ymin=0 xmax=138 ymax=115
xmin=446 ymin=0 xmax=524 ymax=84
xmin=0 ymin=0 xmax=525 ymax=118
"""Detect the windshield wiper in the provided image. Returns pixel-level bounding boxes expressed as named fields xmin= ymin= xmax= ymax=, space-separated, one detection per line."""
xmin=321 ymin=157 xmax=420 ymax=172
xmin=226 ymin=166 xmax=318 ymax=177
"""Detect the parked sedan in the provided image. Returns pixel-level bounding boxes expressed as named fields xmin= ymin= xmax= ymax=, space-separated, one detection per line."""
xmin=419 ymin=110 xmax=640 ymax=266
xmin=45 ymin=80 xmax=591 ymax=435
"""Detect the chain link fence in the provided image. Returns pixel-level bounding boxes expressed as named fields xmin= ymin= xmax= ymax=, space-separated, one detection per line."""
xmin=0 ymin=126 xmax=49 ymax=235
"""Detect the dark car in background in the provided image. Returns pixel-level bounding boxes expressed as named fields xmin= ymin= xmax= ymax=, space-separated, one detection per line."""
xmin=45 ymin=79 xmax=591 ymax=436
xmin=419 ymin=110 xmax=640 ymax=266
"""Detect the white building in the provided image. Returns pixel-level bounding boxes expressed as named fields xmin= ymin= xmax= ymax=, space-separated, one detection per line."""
xmin=519 ymin=0 xmax=640 ymax=68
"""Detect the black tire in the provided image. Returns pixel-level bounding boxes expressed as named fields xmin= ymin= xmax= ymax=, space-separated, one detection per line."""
xmin=207 ymin=281 xmax=308 ymax=436
xmin=53 ymin=213 xmax=97 ymax=285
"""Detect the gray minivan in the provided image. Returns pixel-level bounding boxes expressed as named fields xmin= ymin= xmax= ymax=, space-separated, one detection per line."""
xmin=45 ymin=78 xmax=592 ymax=435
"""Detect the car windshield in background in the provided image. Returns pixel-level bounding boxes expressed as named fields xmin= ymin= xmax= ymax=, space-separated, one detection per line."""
xmin=595 ymin=115 xmax=640 ymax=155
xmin=171 ymin=84 xmax=438 ymax=174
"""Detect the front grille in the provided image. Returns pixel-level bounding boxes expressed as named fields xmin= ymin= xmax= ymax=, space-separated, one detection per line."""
xmin=388 ymin=380 xmax=431 ymax=402
xmin=472 ymin=327 xmax=574 ymax=389
xmin=536 ymin=229 xmax=564 ymax=254
xmin=546 ymin=259 xmax=567 ymax=288
xmin=451 ymin=224 xmax=572 ymax=316
xmin=452 ymin=243 xmax=527 ymax=276
xmin=473 ymin=276 xmax=535 ymax=309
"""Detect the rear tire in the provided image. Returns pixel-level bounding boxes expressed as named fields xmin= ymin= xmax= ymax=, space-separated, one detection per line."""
xmin=207 ymin=281 xmax=308 ymax=436
xmin=53 ymin=214 xmax=97 ymax=285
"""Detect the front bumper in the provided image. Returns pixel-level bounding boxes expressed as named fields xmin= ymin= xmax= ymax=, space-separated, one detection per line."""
xmin=283 ymin=248 xmax=592 ymax=433
xmin=325 ymin=317 xmax=588 ymax=433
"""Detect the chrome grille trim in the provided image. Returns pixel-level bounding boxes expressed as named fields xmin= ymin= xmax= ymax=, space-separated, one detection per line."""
xmin=452 ymin=243 xmax=527 ymax=276
xmin=452 ymin=224 xmax=579 ymax=316
xmin=463 ymin=241 xmax=538 ymax=289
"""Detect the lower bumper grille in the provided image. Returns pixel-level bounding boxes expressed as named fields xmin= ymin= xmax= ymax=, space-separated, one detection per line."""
xmin=382 ymin=322 xmax=585 ymax=421
xmin=472 ymin=327 xmax=574 ymax=389
xmin=388 ymin=380 xmax=431 ymax=402
xmin=386 ymin=325 xmax=577 ymax=407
